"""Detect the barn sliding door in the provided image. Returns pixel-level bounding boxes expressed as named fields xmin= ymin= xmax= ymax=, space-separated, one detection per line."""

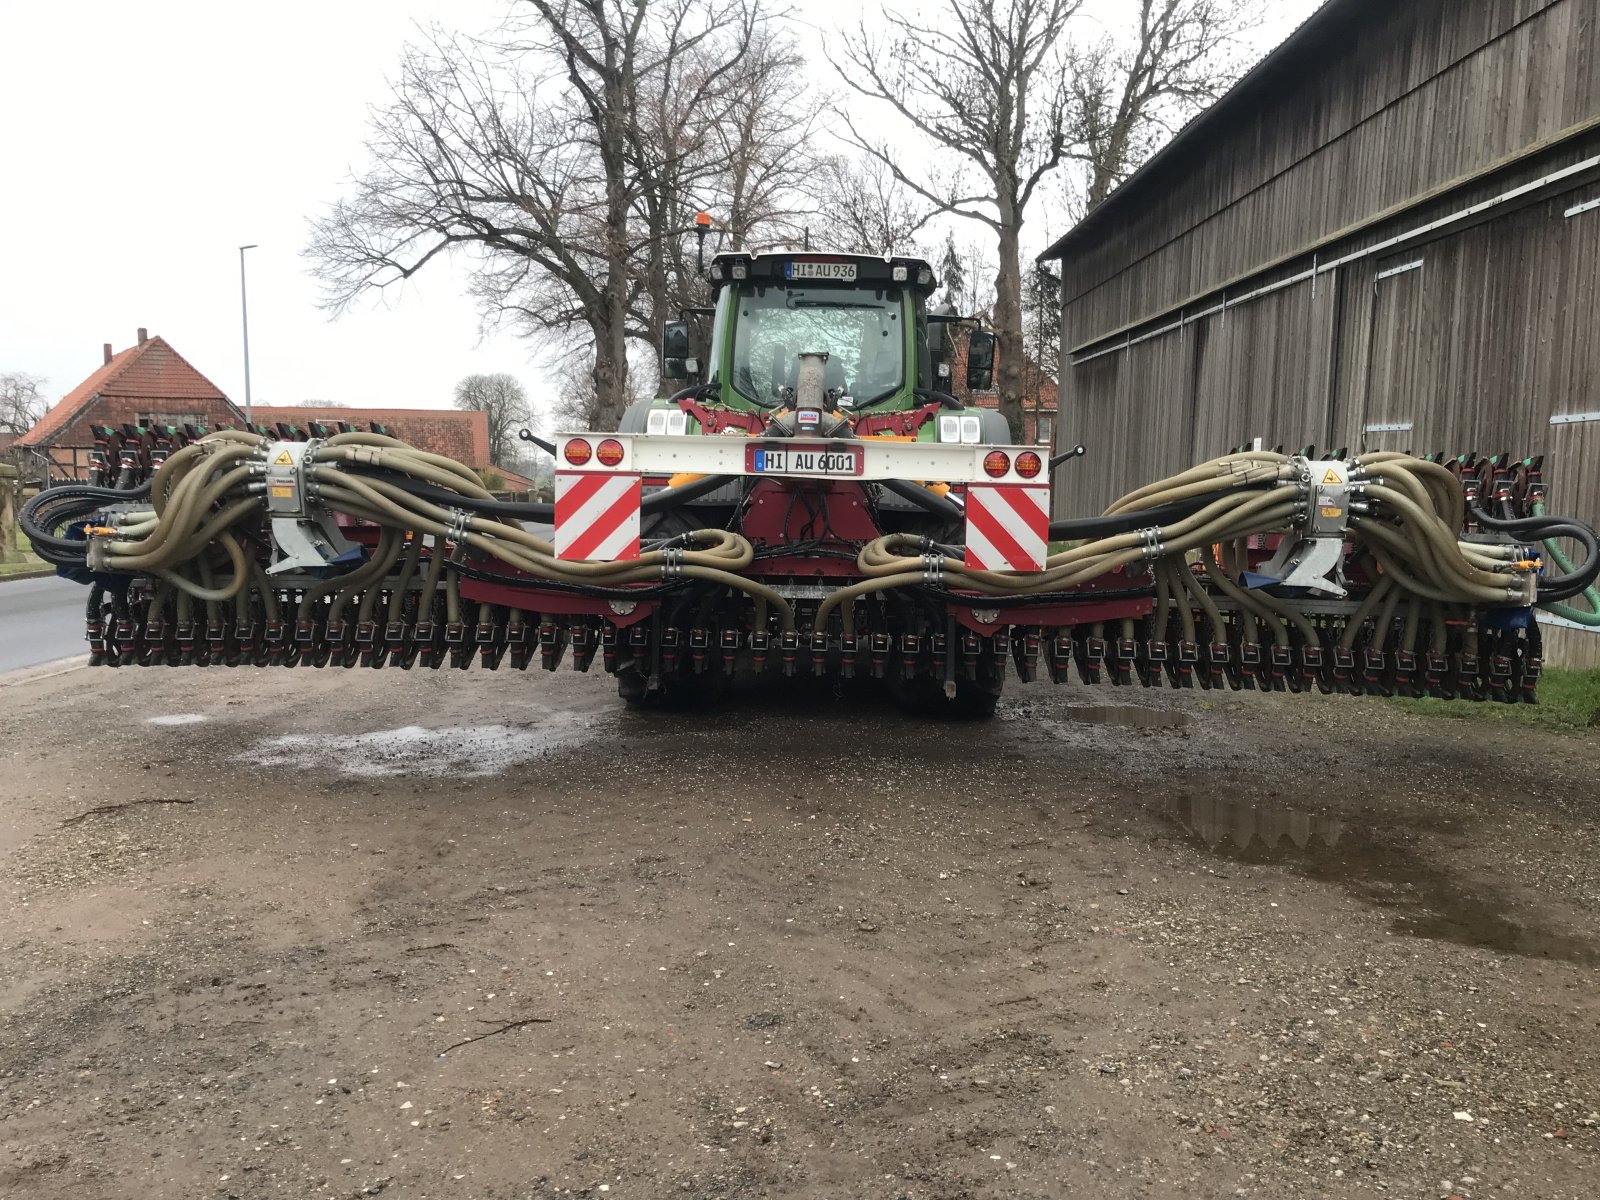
xmin=1359 ymin=254 xmax=1425 ymax=454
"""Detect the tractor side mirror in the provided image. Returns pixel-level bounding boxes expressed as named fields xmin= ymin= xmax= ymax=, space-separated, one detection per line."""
xmin=662 ymin=320 xmax=691 ymax=380
xmin=965 ymin=330 xmax=996 ymax=392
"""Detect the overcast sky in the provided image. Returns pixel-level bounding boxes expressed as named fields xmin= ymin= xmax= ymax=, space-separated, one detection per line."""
xmin=0 ymin=0 xmax=1320 ymax=419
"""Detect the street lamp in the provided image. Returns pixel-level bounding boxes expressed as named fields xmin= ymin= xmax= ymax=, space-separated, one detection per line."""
xmin=238 ymin=244 xmax=258 ymax=426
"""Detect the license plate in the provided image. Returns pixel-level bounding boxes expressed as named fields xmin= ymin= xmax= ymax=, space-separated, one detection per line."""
xmin=746 ymin=442 xmax=864 ymax=477
xmin=785 ymin=260 xmax=857 ymax=282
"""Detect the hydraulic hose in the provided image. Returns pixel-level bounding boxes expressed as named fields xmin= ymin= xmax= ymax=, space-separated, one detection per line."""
xmin=1530 ymin=501 xmax=1600 ymax=624
xmin=1047 ymin=489 xmax=1271 ymax=541
xmin=338 ymin=467 xmax=739 ymax=522
xmin=1470 ymin=506 xmax=1600 ymax=602
xmin=881 ymin=478 xmax=963 ymax=523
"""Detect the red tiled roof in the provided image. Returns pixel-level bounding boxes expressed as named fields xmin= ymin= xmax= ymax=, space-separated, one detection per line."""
xmin=17 ymin=336 xmax=237 ymax=448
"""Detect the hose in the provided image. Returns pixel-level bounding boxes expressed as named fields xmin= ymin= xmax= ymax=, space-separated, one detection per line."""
xmin=1470 ymin=506 xmax=1600 ymax=602
xmin=338 ymin=466 xmax=739 ymax=522
xmin=1530 ymin=502 xmax=1600 ymax=624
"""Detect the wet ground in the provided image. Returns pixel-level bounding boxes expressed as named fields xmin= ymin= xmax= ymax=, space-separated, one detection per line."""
xmin=0 ymin=661 xmax=1597 ymax=1198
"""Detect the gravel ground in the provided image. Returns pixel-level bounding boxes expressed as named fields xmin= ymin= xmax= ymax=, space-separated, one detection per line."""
xmin=0 ymin=660 xmax=1596 ymax=1199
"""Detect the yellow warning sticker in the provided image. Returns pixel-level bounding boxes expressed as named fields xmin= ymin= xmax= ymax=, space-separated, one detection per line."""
xmin=270 ymin=484 xmax=294 ymax=498
xmin=1321 ymin=505 xmax=1343 ymax=519
xmin=1322 ymin=468 xmax=1341 ymax=485
xmin=273 ymin=450 xmax=293 ymax=465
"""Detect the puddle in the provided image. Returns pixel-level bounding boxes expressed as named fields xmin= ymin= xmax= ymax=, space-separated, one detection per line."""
xmin=147 ymin=714 xmax=207 ymax=726
xmin=237 ymin=715 xmax=600 ymax=778
xmin=1156 ymin=791 xmax=1599 ymax=965
xmin=1170 ymin=793 xmax=1344 ymax=852
xmin=1059 ymin=705 xmax=1191 ymax=729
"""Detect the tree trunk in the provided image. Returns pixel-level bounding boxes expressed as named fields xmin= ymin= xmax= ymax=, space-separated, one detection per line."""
xmin=591 ymin=296 xmax=631 ymax=432
xmin=993 ymin=218 xmax=1026 ymax=443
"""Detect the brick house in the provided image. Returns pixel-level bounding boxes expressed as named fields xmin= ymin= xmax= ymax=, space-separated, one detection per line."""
xmin=15 ymin=330 xmax=243 ymax=480
xmin=16 ymin=332 xmax=502 ymax=482
xmin=944 ymin=336 xmax=1059 ymax=447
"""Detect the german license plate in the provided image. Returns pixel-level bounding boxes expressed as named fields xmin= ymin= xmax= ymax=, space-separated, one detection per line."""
xmin=746 ymin=443 xmax=864 ymax=478
xmin=785 ymin=260 xmax=857 ymax=282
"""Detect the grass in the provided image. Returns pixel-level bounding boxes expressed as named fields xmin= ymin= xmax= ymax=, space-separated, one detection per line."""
xmin=1391 ymin=667 xmax=1600 ymax=733
xmin=0 ymin=531 xmax=48 ymax=578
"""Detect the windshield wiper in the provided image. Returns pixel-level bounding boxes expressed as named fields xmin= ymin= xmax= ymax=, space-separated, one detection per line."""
xmin=790 ymin=300 xmax=881 ymax=310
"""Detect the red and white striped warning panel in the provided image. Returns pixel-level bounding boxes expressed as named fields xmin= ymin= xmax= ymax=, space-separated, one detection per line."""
xmin=964 ymin=484 xmax=1050 ymax=572
xmin=555 ymin=471 xmax=642 ymax=562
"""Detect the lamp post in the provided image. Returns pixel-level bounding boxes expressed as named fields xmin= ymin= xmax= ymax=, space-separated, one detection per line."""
xmin=239 ymin=244 xmax=258 ymax=426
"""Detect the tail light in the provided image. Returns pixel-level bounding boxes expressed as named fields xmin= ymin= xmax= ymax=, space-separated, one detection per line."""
xmin=564 ymin=438 xmax=593 ymax=466
xmin=1014 ymin=450 xmax=1043 ymax=479
xmin=596 ymin=438 xmax=625 ymax=467
xmin=983 ymin=450 xmax=1011 ymax=478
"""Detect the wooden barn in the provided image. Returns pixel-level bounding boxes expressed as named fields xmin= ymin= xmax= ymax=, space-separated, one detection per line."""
xmin=1042 ymin=0 xmax=1600 ymax=665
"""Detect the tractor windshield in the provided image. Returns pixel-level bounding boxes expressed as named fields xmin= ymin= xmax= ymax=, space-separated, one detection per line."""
xmin=728 ymin=283 xmax=905 ymax=407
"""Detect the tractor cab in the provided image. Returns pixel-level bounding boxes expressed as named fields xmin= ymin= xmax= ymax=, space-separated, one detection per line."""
xmin=650 ymin=251 xmax=1001 ymax=440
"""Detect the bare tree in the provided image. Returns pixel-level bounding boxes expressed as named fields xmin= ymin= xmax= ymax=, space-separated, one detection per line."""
xmin=549 ymin=347 xmax=654 ymax=431
xmin=0 ymin=371 xmax=47 ymax=436
xmin=817 ymin=155 xmax=927 ymax=256
xmin=1021 ymin=263 xmax=1061 ymax=443
xmin=836 ymin=0 xmax=1258 ymax=439
xmin=308 ymin=1 xmax=759 ymax=432
xmin=837 ymin=0 xmax=1082 ymax=440
xmin=710 ymin=29 xmax=825 ymax=253
xmin=1069 ymin=0 xmax=1261 ymax=209
xmin=627 ymin=17 xmax=817 ymax=385
xmin=454 ymin=373 xmax=533 ymax=465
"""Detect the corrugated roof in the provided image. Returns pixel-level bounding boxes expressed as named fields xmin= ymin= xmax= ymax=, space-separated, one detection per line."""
xmin=1040 ymin=0 xmax=1369 ymax=262
xmin=17 ymin=335 xmax=237 ymax=448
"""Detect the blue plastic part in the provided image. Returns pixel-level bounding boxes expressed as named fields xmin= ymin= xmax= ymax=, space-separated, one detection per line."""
xmin=1482 ymin=606 xmax=1532 ymax=631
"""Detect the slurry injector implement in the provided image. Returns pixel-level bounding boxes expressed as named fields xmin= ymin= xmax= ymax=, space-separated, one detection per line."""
xmin=24 ymin=252 xmax=1600 ymax=714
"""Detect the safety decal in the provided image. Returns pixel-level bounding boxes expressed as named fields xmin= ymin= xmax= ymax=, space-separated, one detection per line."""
xmin=964 ymin=484 xmax=1049 ymax=572
xmin=555 ymin=471 xmax=642 ymax=562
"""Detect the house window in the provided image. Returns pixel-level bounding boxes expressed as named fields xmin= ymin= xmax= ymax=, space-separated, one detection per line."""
xmin=1036 ymin=416 xmax=1054 ymax=447
xmin=136 ymin=411 xmax=207 ymax=428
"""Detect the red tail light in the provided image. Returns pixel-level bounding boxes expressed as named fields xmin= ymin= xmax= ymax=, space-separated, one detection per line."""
xmin=1014 ymin=450 xmax=1043 ymax=479
xmin=564 ymin=438 xmax=593 ymax=466
xmin=983 ymin=450 xmax=1011 ymax=478
xmin=596 ymin=438 xmax=625 ymax=467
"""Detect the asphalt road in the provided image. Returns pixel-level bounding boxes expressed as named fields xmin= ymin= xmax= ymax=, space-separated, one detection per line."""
xmin=0 ymin=574 xmax=87 ymax=672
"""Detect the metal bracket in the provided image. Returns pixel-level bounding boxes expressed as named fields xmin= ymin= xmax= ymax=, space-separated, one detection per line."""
xmin=1260 ymin=535 xmax=1348 ymax=596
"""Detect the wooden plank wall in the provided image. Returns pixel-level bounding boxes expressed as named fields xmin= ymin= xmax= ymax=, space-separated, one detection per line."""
xmin=1055 ymin=173 xmax=1600 ymax=665
xmin=1060 ymin=0 xmax=1594 ymax=348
